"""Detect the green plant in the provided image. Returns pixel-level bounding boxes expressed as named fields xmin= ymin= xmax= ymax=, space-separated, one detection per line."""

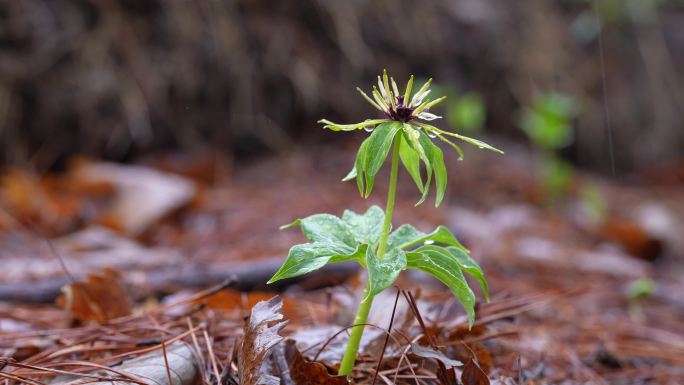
xmin=518 ymin=92 xmax=579 ymax=204
xmin=268 ymin=71 xmax=502 ymax=376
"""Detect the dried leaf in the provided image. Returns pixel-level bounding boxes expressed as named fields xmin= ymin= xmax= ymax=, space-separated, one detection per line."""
xmin=462 ymin=358 xmax=490 ymax=385
xmin=239 ymin=296 xmax=288 ymax=385
xmin=74 ymin=162 xmax=195 ymax=234
xmin=412 ymin=343 xmax=463 ymax=368
xmin=284 ymin=340 xmax=348 ymax=385
xmin=56 ymin=268 xmax=132 ymax=323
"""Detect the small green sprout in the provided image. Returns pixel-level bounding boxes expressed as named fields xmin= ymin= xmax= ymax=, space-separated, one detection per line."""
xmin=518 ymin=92 xmax=580 ymax=204
xmin=268 ymin=70 xmax=502 ymax=376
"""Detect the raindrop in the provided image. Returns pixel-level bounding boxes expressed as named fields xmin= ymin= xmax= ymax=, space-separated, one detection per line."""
xmin=424 ymin=240 xmax=435 ymax=245
xmin=364 ymin=126 xmax=374 ymax=132
xmin=427 ymin=132 xmax=437 ymax=138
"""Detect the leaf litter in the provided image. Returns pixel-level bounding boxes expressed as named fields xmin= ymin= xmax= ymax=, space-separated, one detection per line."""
xmin=0 ymin=145 xmax=682 ymax=384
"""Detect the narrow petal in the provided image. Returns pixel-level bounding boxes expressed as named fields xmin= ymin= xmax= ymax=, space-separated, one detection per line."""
xmin=318 ymin=118 xmax=388 ymax=131
xmin=423 ymin=96 xmax=447 ymax=110
xmin=412 ymin=98 xmax=432 ymax=115
xmin=411 ymin=89 xmax=431 ymax=109
xmin=382 ymin=70 xmax=395 ymax=107
xmin=372 ymin=86 xmax=390 ymax=112
xmin=390 ymin=77 xmax=400 ymax=98
xmin=404 ymin=75 xmax=414 ymax=102
xmin=417 ymin=111 xmax=442 ymax=121
xmin=356 ymin=87 xmax=384 ymax=112
xmin=410 ymin=78 xmax=433 ymax=107
xmin=377 ymin=76 xmax=388 ymax=101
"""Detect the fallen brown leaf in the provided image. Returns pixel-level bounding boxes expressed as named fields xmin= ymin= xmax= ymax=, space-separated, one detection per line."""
xmin=284 ymin=339 xmax=348 ymax=385
xmin=56 ymin=267 xmax=132 ymax=323
xmin=238 ymin=296 xmax=288 ymax=385
xmin=461 ymin=358 xmax=490 ymax=385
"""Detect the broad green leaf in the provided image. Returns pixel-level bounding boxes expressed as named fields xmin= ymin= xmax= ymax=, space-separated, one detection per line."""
xmin=364 ymin=171 xmax=376 ymax=198
xmin=406 ymin=247 xmax=476 ymax=326
xmin=284 ymin=214 xmax=356 ymax=247
xmin=431 ymin=145 xmax=447 ymax=207
xmin=366 ymin=247 xmax=406 ymax=299
xmin=364 ymin=122 xmax=402 ymax=178
xmin=418 ymin=131 xmax=447 ymax=207
xmin=342 ymin=206 xmax=385 ymax=245
xmin=342 ymin=166 xmax=356 ymax=182
xmin=391 ymin=224 xmax=468 ymax=253
xmin=399 ymin=134 xmax=424 ymax=194
xmin=353 ymin=138 xmax=370 ymax=196
xmin=447 ymin=246 xmax=489 ymax=301
xmin=402 ymin=124 xmax=432 ymax=205
xmin=268 ymin=243 xmax=366 ymax=283
xmin=386 ymin=224 xmax=423 ymax=251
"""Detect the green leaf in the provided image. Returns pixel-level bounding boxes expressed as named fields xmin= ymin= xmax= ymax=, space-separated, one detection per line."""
xmin=364 ymin=122 xmax=402 ymax=178
xmin=432 ymin=145 xmax=447 ymax=207
xmin=448 ymin=92 xmax=485 ymax=133
xmin=285 ymin=214 xmax=357 ymax=247
xmin=418 ymin=131 xmax=447 ymax=207
xmin=342 ymin=206 xmax=385 ymax=245
xmin=353 ymin=138 xmax=370 ymax=196
xmin=366 ymin=247 xmax=406 ymax=299
xmin=399 ymin=133 xmax=424 ymax=194
xmin=386 ymin=224 xmax=423 ymax=251
xmin=402 ymin=124 xmax=432 ymax=205
xmin=268 ymin=243 xmax=367 ymax=283
xmin=389 ymin=224 xmax=468 ymax=253
xmin=446 ymin=246 xmax=489 ymax=301
xmin=406 ymin=246 xmax=476 ymax=326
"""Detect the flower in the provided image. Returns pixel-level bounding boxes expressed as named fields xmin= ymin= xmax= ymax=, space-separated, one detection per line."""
xmin=318 ymin=70 xmax=503 ymax=159
xmin=319 ymin=70 xmax=503 ymax=206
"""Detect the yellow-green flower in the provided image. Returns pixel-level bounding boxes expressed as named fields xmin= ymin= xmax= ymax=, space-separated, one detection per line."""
xmin=319 ymin=70 xmax=503 ymax=206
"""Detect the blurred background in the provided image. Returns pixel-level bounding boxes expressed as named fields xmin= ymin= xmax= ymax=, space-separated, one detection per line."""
xmin=1 ymin=0 xmax=683 ymax=174
xmin=1 ymin=2 xmax=684 ymax=381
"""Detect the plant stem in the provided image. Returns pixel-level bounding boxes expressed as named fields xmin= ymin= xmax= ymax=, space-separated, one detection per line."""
xmin=377 ymin=138 xmax=400 ymax=257
xmin=338 ymin=138 xmax=401 ymax=377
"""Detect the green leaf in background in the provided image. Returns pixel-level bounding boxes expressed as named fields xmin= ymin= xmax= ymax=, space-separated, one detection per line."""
xmin=268 ymin=242 xmax=367 ymax=283
xmin=446 ymin=246 xmax=489 ymax=301
xmin=406 ymin=246 xmax=476 ymax=326
xmin=519 ymin=92 xmax=578 ymax=150
xmin=366 ymin=247 xmax=406 ymax=299
xmin=389 ymin=224 xmax=468 ymax=253
xmin=342 ymin=205 xmax=385 ymax=246
xmin=448 ymin=92 xmax=485 ymax=133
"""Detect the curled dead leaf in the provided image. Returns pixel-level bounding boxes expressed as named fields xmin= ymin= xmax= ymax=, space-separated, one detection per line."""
xmin=239 ymin=296 xmax=288 ymax=385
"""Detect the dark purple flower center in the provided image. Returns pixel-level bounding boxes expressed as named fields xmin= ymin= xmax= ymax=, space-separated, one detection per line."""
xmin=387 ymin=95 xmax=414 ymax=122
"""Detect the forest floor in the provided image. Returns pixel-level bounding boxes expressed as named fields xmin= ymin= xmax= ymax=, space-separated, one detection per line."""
xmin=0 ymin=141 xmax=683 ymax=385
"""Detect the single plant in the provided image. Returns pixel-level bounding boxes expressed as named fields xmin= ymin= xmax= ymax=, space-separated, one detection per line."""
xmin=268 ymin=70 xmax=502 ymax=376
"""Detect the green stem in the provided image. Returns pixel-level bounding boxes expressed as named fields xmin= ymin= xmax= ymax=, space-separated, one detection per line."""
xmin=377 ymin=138 xmax=400 ymax=257
xmin=338 ymin=137 xmax=401 ymax=377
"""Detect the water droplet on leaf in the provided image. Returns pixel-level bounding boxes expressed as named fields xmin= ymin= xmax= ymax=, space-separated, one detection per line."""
xmin=364 ymin=126 xmax=374 ymax=132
